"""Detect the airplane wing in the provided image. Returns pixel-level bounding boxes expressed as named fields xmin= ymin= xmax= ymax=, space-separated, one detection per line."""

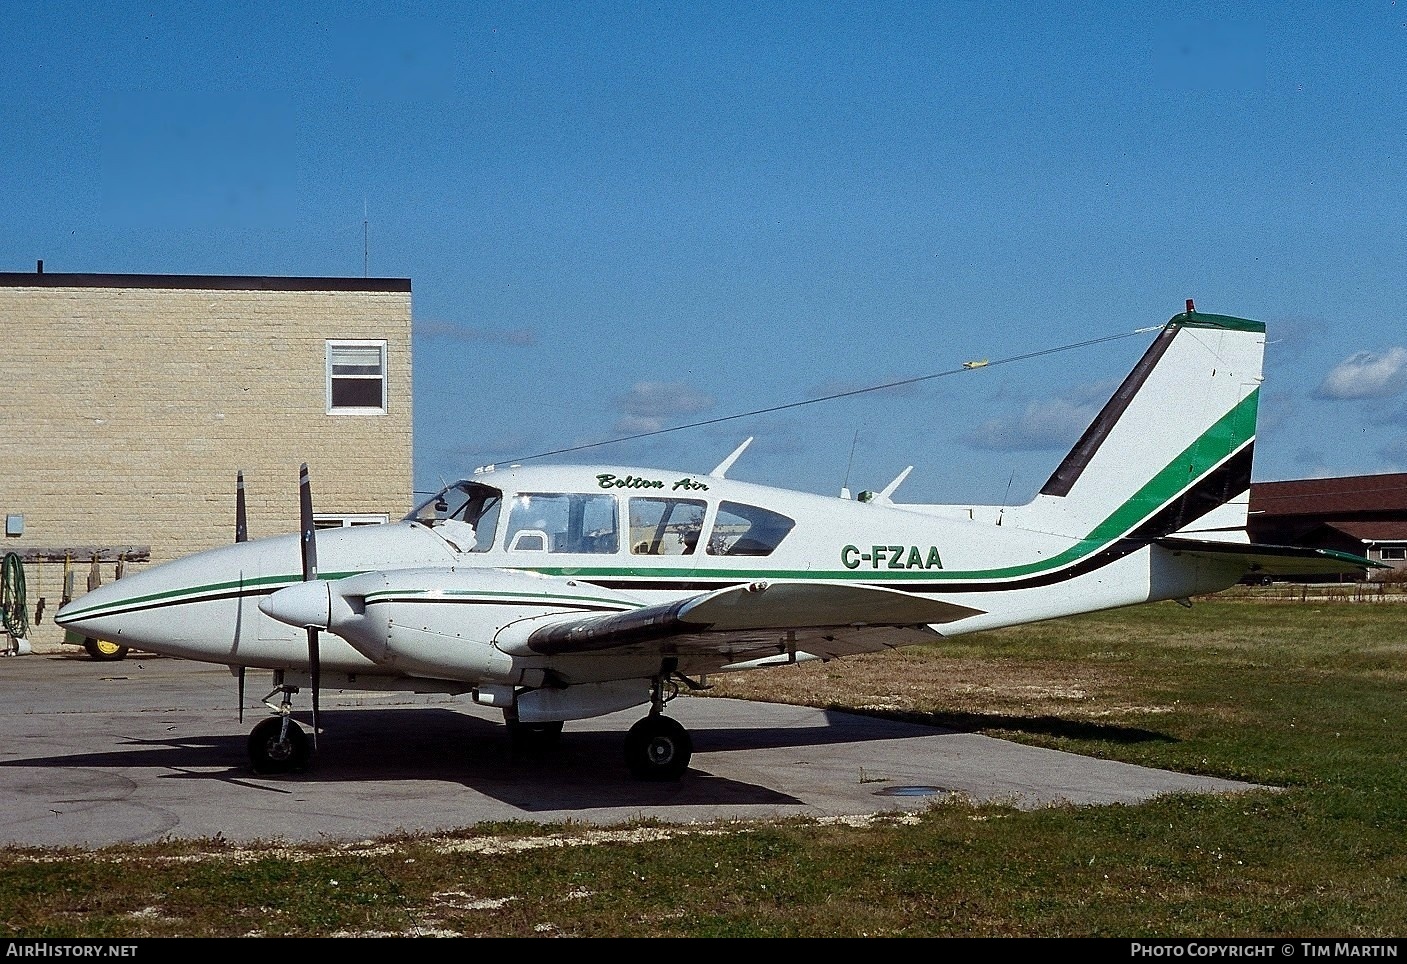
xmin=1155 ymin=536 xmax=1386 ymax=577
xmin=501 ymin=581 xmax=985 ymax=661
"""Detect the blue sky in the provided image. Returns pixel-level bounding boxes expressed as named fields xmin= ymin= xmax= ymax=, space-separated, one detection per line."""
xmin=6 ymin=2 xmax=1406 ymax=506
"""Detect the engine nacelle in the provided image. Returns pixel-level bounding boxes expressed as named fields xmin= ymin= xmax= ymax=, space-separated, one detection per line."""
xmin=267 ymin=566 xmax=641 ymax=685
xmin=514 ymin=679 xmax=652 ymax=723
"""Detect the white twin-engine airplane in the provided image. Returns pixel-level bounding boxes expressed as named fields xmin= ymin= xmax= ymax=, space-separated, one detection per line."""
xmin=56 ymin=306 xmax=1375 ymax=780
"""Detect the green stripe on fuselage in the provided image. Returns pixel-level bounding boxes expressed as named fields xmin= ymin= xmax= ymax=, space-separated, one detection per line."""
xmin=530 ymin=388 xmax=1259 ymax=585
xmin=58 ymin=570 xmax=364 ymax=621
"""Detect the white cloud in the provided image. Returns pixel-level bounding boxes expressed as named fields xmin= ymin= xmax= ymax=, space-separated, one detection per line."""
xmin=962 ymin=395 xmax=1099 ymax=452
xmin=1313 ymin=347 xmax=1407 ymax=400
xmin=614 ymin=414 xmax=666 ymax=434
xmin=612 ymin=382 xmax=715 ymax=435
xmin=616 ymin=382 xmax=714 ymax=418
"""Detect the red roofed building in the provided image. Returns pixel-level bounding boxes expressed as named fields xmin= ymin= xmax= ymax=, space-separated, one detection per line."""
xmin=1249 ymin=473 xmax=1407 ymax=577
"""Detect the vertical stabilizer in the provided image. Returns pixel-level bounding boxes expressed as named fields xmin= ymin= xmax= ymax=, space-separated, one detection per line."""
xmin=1017 ymin=309 xmax=1265 ymax=544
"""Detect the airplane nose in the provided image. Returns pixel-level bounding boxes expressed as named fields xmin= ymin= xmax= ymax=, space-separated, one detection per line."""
xmin=260 ymin=581 xmax=332 ymax=630
xmin=54 ymin=568 xmax=169 ymax=643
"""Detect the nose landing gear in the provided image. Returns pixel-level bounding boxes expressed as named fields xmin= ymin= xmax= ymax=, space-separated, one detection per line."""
xmin=248 ymin=679 xmax=310 ymax=774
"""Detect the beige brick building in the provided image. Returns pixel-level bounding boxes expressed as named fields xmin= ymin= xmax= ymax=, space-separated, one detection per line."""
xmin=0 ymin=269 xmax=413 ymax=653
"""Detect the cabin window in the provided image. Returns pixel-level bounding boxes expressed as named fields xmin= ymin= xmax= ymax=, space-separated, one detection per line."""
xmin=629 ymin=498 xmax=706 ymax=555
xmin=326 ymin=340 xmax=388 ymax=414
xmin=505 ymin=493 xmax=619 ymax=554
xmin=706 ymin=501 xmax=795 ymax=556
xmin=1380 ymin=546 xmax=1406 ymax=561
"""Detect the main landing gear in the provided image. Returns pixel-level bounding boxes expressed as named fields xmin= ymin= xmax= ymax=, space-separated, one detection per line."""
xmin=624 ymin=713 xmax=691 ymax=781
xmin=503 ymin=664 xmax=703 ymax=781
xmin=248 ymin=680 xmax=311 ymax=774
xmin=623 ymin=665 xmax=700 ymax=781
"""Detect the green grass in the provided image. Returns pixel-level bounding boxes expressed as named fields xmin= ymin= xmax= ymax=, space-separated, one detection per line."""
xmin=3 ymin=598 xmax=1407 ymax=937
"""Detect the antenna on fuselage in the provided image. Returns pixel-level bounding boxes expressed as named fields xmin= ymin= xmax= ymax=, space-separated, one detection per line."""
xmin=710 ymin=437 xmax=753 ymax=478
xmin=996 ymin=469 xmax=1016 ymax=527
xmin=840 ymin=430 xmax=860 ymax=499
xmin=872 ymin=467 xmax=917 ymax=503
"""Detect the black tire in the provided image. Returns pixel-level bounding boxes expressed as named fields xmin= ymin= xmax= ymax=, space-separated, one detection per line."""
xmin=624 ymin=715 xmax=692 ymax=781
xmin=83 ymin=637 xmax=130 ymax=661
xmin=247 ymin=716 xmax=310 ymax=774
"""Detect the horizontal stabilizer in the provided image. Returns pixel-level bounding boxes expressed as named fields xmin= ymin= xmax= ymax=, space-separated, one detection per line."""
xmin=1156 ymin=536 xmax=1385 ymax=576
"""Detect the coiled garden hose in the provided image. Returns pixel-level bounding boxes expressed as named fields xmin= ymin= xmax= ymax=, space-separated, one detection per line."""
xmin=1 ymin=552 xmax=27 ymax=640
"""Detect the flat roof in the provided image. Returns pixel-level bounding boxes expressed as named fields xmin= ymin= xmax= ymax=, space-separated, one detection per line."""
xmin=0 ymin=271 xmax=410 ymax=293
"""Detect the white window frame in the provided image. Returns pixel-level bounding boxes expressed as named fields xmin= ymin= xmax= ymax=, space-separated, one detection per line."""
xmin=326 ymin=339 xmax=388 ymax=415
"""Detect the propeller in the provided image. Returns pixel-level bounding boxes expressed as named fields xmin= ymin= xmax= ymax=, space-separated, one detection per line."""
xmin=298 ymin=463 xmax=321 ymax=749
xmin=236 ymin=470 xmax=247 ymax=722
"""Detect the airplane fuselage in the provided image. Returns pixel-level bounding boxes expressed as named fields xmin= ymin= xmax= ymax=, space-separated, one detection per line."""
xmin=57 ymin=461 xmax=1247 ymax=690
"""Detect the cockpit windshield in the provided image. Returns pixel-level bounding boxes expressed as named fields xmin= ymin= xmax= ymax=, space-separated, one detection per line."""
xmin=405 ymin=481 xmax=503 ymax=552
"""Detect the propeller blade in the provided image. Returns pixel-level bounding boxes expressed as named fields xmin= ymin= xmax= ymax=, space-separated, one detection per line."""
xmin=298 ymin=463 xmax=317 ymax=583
xmin=235 ymin=474 xmax=247 ymax=724
xmin=235 ymin=470 xmax=248 ymax=544
xmin=298 ymin=463 xmax=321 ymax=751
xmin=307 ymin=627 xmax=320 ymax=750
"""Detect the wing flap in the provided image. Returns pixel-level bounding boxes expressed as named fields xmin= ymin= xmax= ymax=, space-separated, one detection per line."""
xmin=1156 ymin=536 xmax=1385 ymax=576
xmin=504 ymin=581 xmax=983 ymax=657
xmin=677 ymin=580 xmax=983 ymax=630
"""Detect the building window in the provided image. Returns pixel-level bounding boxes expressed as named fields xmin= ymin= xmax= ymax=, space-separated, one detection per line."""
xmin=327 ymin=340 xmax=387 ymax=414
xmin=1379 ymin=546 xmax=1406 ymax=561
xmin=314 ymin=513 xmax=390 ymax=529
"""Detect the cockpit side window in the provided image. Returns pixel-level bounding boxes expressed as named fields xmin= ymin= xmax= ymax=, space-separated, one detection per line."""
xmin=406 ymin=482 xmax=502 ymax=552
xmin=505 ymin=493 xmax=619 ymax=554
xmin=706 ymin=501 xmax=795 ymax=556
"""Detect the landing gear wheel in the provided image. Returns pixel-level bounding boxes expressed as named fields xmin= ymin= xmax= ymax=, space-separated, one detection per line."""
xmin=507 ymin=718 xmax=564 ymax=750
xmin=83 ymin=637 xmax=130 ymax=661
xmin=624 ymin=715 xmax=692 ymax=781
xmin=247 ymin=716 xmax=310 ymax=774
